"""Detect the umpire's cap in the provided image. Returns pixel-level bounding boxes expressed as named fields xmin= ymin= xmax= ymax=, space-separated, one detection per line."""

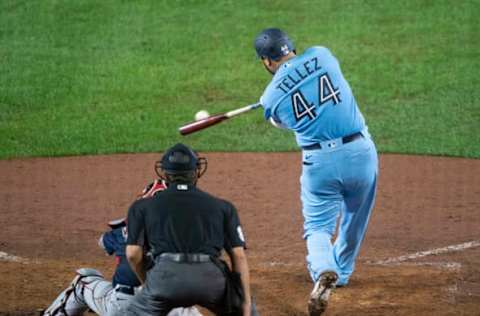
xmin=160 ymin=143 xmax=198 ymax=173
xmin=254 ymin=28 xmax=295 ymax=61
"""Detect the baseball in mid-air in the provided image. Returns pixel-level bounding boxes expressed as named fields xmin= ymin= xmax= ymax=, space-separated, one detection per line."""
xmin=195 ymin=110 xmax=210 ymax=121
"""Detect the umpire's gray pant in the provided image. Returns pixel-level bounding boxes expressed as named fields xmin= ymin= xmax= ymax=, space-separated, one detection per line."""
xmin=124 ymin=258 xmax=226 ymax=315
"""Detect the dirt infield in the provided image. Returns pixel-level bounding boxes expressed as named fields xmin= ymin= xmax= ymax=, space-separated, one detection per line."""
xmin=1 ymin=153 xmax=479 ymax=315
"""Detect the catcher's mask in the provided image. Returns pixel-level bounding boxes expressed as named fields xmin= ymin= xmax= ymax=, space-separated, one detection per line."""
xmin=155 ymin=143 xmax=207 ymax=184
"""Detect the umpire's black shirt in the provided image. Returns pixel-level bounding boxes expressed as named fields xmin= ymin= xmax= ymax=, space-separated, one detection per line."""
xmin=126 ymin=183 xmax=245 ymax=257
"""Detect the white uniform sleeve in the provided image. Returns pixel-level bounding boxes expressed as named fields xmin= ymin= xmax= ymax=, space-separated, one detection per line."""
xmin=269 ymin=117 xmax=288 ymax=129
xmin=98 ymin=233 xmax=107 ymax=251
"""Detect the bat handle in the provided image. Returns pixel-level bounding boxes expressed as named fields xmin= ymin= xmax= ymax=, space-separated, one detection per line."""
xmin=225 ymin=102 xmax=262 ymax=118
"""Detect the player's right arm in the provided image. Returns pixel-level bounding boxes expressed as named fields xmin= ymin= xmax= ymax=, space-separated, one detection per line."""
xmin=126 ymin=245 xmax=145 ymax=284
xmin=125 ymin=180 xmax=166 ymax=283
xmin=126 ymin=200 xmax=147 ymax=284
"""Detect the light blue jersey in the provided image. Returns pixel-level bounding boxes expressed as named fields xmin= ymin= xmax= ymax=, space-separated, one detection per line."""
xmin=260 ymin=46 xmax=365 ymax=147
xmin=259 ymin=45 xmax=378 ymax=288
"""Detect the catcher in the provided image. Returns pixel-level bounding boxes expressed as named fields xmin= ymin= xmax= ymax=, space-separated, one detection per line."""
xmin=42 ymin=179 xmax=202 ymax=316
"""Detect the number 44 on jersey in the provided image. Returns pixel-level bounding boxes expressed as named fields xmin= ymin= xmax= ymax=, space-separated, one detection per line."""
xmin=292 ymin=73 xmax=341 ymax=122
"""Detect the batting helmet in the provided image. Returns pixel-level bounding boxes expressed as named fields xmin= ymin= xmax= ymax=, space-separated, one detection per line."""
xmin=254 ymin=28 xmax=295 ymax=61
xmin=155 ymin=143 xmax=207 ymax=182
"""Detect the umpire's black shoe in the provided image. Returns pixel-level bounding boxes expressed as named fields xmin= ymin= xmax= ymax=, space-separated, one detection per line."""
xmin=308 ymin=271 xmax=338 ymax=316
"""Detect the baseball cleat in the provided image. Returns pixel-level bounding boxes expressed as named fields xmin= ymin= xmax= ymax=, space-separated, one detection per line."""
xmin=308 ymin=271 xmax=338 ymax=316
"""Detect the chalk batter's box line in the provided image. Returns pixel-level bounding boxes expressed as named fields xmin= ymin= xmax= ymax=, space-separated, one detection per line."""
xmin=0 ymin=251 xmax=27 ymax=263
xmin=367 ymin=240 xmax=480 ymax=266
xmin=3 ymin=240 xmax=479 ymax=270
xmin=259 ymin=240 xmax=480 ymax=270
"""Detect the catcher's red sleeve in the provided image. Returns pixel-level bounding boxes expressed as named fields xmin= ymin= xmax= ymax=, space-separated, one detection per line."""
xmin=107 ymin=180 xmax=167 ymax=229
xmin=138 ymin=179 xmax=167 ymax=199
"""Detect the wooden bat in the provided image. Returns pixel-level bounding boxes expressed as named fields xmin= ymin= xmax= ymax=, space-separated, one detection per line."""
xmin=179 ymin=102 xmax=261 ymax=136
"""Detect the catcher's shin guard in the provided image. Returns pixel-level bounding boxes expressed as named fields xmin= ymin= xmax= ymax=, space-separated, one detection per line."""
xmin=43 ymin=269 xmax=104 ymax=316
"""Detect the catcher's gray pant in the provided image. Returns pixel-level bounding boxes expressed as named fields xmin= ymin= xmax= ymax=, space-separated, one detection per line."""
xmin=43 ymin=268 xmax=202 ymax=316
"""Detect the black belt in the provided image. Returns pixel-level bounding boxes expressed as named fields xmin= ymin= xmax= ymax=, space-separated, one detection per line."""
xmin=159 ymin=253 xmax=212 ymax=263
xmin=301 ymin=132 xmax=363 ymax=150
xmin=115 ymin=285 xmax=135 ymax=295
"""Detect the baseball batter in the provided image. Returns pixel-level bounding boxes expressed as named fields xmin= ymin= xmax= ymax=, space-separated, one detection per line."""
xmin=43 ymin=180 xmax=202 ymax=316
xmin=253 ymin=28 xmax=378 ymax=315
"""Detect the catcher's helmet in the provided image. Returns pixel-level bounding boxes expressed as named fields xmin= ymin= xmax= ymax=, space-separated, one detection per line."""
xmin=155 ymin=143 xmax=207 ymax=180
xmin=254 ymin=28 xmax=295 ymax=61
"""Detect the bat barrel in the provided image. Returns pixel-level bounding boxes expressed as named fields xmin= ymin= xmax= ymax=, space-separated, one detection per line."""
xmin=179 ymin=114 xmax=227 ymax=135
xmin=178 ymin=102 xmax=261 ymax=136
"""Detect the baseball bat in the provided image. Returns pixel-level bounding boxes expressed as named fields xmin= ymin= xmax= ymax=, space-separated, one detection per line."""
xmin=179 ymin=102 xmax=261 ymax=136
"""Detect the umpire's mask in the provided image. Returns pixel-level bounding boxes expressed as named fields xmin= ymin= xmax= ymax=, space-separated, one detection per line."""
xmin=155 ymin=143 xmax=207 ymax=184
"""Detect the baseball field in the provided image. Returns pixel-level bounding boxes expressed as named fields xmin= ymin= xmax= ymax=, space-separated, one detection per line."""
xmin=1 ymin=1 xmax=479 ymax=315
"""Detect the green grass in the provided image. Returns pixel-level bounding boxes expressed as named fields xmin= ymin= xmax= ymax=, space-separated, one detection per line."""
xmin=1 ymin=0 xmax=479 ymax=159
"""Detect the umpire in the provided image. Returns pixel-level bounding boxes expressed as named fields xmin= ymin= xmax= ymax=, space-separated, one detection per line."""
xmin=124 ymin=143 xmax=253 ymax=316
